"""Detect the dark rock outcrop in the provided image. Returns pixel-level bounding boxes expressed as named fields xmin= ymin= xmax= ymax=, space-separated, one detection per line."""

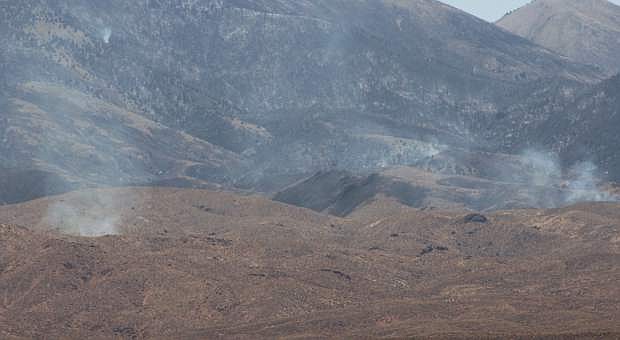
xmin=463 ymin=213 xmax=488 ymax=224
xmin=274 ymin=170 xmax=426 ymax=216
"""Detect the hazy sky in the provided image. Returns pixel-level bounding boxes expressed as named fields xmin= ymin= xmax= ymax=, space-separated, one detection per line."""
xmin=439 ymin=0 xmax=620 ymax=22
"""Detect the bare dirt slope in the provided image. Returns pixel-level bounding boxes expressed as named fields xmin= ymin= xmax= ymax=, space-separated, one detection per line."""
xmin=0 ymin=187 xmax=619 ymax=339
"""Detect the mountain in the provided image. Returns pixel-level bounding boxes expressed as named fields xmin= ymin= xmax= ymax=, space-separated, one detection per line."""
xmin=478 ymin=73 xmax=620 ymax=183
xmin=497 ymin=0 xmax=620 ymax=76
xmin=0 ymin=0 xmax=603 ymax=201
xmin=530 ymin=75 xmax=620 ymax=181
xmin=0 ymin=82 xmax=241 ymax=189
xmin=1 ymin=187 xmax=619 ymax=338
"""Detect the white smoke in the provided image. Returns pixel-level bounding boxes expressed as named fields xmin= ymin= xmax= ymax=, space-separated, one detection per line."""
xmin=43 ymin=189 xmax=129 ymax=237
xmin=101 ymin=27 xmax=112 ymax=44
xmin=520 ymin=149 xmax=562 ymax=188
xmin=519 ymin=149 xmax=619 ymax=206
xmin=565 ymin=161 xmax=618 ymax=203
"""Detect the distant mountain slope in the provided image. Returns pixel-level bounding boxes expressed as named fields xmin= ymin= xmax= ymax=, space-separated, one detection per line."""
xmin=0 ymin=81 xmax=241 ymax=190
xmin=480 ymin=73 xmax=620 ymax=183
xmin=533 ymin=75 xmax=620 ymax=181
xmin=498 ymin=0 xmax=620 ymax=75
xmin=0 ymin=0 xmax=603 ymax=200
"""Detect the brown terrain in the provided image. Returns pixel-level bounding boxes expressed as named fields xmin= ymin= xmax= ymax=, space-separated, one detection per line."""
xmin=2 ymin=1 xmax=620 ymax=339
xmin=1 ymin=187 xmax=619 ymax=339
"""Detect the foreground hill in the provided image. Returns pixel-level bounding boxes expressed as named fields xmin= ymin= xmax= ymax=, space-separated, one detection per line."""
xmin=498 ymin=0 xmax=620 ymax=76
xmin=0 ymin=187 xmax=619 ymax=338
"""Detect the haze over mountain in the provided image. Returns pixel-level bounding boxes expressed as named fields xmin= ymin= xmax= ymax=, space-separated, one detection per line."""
xmin=498 ymin=0 xmax=620 ymax=76
xmin=0 ymin=0 xmax=608 ymax=202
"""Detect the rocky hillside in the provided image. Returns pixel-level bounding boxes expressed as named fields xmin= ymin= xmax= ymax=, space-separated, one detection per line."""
xmin=0 ymin=0 xmax=604 ymax=200
xmin=479 ymin=74 xmax=620 ymax=183
xmin=532 ymin=75 xmax=620 ymax=180
xmin=498 ymin=0 xmax=620 ymax=76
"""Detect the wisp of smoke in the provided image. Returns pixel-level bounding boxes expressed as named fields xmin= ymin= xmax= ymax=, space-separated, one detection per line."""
xmin=520 ymin=149 xmax=562 ymax=188
xmin=519 ymin=149 xmax=619 ymax=206
xmin=565 ymin=161 xmax=619 ymax=203
xmin=102 ymin=27 xmax=112 ymax=44
xmin=43 ymin=190 xmax=128 ymax=237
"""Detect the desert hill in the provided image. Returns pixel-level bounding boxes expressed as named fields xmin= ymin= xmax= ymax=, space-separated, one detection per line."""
xmin=0 ymin=187 xmax=619 ymax=338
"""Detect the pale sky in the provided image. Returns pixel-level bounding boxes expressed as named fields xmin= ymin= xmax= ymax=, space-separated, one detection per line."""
xmin=439 ymin=0 xmax=620 ymax=22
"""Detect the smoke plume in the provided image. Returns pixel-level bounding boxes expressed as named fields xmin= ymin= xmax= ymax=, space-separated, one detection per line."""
xmin=101 ymin=27 xmax=112 ymax=43
xmin=519 ymin=149 xmax=619 ymax=206
xmin=43 ymin=189 xmax=130 ymax=237
xmin=565 ymin=161 xmax=618 ymax=203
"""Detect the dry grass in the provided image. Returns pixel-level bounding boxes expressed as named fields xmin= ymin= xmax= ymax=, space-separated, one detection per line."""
xmin=0 ymin=187 xmax=619 ymax=338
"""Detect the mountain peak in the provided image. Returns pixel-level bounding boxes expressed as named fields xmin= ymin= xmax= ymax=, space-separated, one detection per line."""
xmin=518 ymin=0 xmax=614 ymax=9
xmin=497 ymin=0 xmax=620 ymax=75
